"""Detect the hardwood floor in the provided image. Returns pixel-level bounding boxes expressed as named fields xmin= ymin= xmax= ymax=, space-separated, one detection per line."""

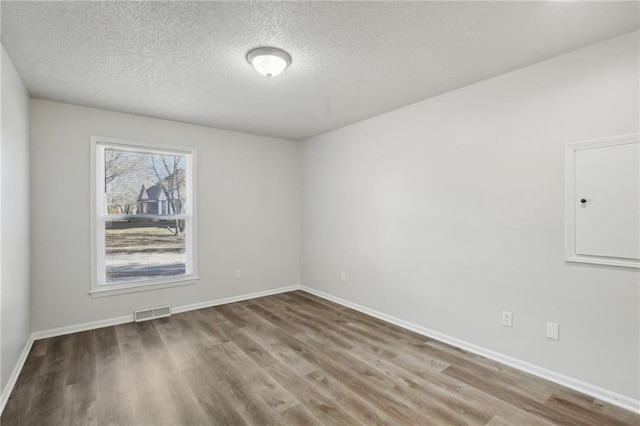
xmin=2 ymin=290 xmax=638 ymax=425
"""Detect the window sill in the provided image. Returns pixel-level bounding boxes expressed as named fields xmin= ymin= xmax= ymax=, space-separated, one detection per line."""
xmin=89 ymin=276 xmax=199 ymax=298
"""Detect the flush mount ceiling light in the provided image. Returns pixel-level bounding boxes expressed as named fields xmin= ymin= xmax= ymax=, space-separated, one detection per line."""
xmin=246 ymin=47 xmax=292 ymax=78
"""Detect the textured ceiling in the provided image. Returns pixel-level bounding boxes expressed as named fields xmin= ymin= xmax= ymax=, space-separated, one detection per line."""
xmin=1 ymin=1 xmax=639 ymax=141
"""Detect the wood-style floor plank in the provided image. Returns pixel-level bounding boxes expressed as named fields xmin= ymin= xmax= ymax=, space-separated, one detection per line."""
xmin=276 ymin=404 xmax=324 ymax=426
xmin=2 ymin=290 xmax=638 ymax=425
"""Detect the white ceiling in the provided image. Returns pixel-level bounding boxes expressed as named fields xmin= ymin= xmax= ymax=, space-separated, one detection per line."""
xmin=1 ymin=1 xmax=638 ymax=141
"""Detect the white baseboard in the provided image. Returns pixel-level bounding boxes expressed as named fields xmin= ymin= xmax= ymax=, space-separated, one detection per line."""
xmin=31 ymin=284 xmax=302 ymax=341
xmin=299 ymin=285 xmax=640 ymax=415
xmin=172 ymin=285 xmax=301 ymax=315
xmin=31 ymin=314 xmax=133 ymax=341
xmin=0 ymin=335 xmax=34 ymax=415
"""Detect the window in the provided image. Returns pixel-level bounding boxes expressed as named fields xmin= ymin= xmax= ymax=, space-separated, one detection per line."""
xmin=90 ymin=137 xmax=197 ymax=297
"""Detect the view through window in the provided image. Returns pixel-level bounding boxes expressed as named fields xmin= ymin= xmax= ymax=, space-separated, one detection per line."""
xmin=92 ymin=139 xmax=196 ymax=293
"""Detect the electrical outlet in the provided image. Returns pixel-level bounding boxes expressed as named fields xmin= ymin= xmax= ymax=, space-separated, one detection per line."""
xmin=234 ymin=270 xmax=241 ymax=280
xmin=340 ymin=272 xmax=346 ymax=282
xmin=546 ymin=322 xmax=559 ymax=340
xmin=502 ymin=311 xmax=513 ymax=327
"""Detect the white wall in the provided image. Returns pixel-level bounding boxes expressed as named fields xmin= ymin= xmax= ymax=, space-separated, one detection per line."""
xmin=30 ymin=100 xmax=299 ymax=332
xmin=1 ymin=47 xmax=31 ymax=391
xmin=301 ymin=31 xmax=640 ymax=400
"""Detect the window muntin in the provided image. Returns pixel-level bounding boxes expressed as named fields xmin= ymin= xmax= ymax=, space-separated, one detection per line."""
xmin=91 ymin=138 xmax=197 ymax=296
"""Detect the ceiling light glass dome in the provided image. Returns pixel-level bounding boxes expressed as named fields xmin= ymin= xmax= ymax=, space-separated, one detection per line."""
xmin=246 ymin=47 xmax=292 ymax=78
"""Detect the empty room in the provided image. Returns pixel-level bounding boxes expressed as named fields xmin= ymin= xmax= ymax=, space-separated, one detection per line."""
xmin=1 ymin=1 xmax=639 ymax=425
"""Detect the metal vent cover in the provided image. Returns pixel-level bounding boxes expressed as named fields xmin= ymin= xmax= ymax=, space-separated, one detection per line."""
xmin=134 ymin=305 xmax=171 ymax=322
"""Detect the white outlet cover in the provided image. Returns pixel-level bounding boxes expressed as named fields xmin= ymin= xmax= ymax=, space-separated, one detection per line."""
xmin=502 ymin=311 xmax=513 ymax=327
xmin=547 ymin=322 xmax=560 ymax=340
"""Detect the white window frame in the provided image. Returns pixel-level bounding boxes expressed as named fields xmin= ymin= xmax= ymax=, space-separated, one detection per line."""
xmin=90 ymin=136 xmax=198 ymax=297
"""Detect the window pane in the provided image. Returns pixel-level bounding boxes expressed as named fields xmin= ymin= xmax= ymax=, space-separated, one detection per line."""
xmin=105 ymin=219 xmax=187 ymax=284
xmin=104 ymin=148 xmax=187 ymax=216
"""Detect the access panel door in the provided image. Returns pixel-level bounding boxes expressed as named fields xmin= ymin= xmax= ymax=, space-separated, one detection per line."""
xmin=569 ymin=136 xmax=639 ymax=266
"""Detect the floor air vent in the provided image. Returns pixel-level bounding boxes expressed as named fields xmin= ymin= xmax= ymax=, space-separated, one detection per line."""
xmin=134 ymin=305 xmax=171 ymax=322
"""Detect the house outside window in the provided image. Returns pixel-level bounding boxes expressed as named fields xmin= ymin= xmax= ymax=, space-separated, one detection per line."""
xmin=90 ymin=136 xmax=198 ymax=297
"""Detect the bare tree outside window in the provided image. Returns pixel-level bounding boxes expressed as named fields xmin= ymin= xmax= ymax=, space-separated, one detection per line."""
xmin=149 ymin=155 xmax=186 ymax=236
